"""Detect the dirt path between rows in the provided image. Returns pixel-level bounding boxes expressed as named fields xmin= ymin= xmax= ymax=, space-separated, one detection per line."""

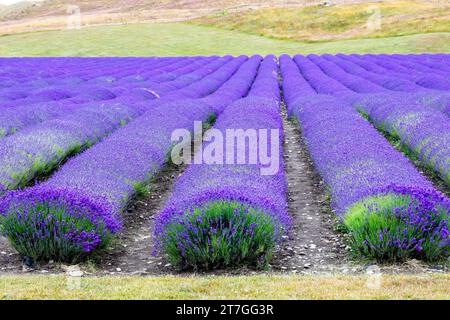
xmin=96 ymin=164 xmax=186 ymax=275
xmin=269 ymin=106 xmax=351 ymax=274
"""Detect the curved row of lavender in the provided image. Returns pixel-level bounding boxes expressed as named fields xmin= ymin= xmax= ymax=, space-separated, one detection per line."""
xmin=0 ymin=57 xmax=236 ymax=193
xmin=0 ymin=57 xmax=186 ymax=105
xmin=154 ymin=56 xmax=290 ymax=269
xmin=0 ymin=57 xmax=216 ymax=127
xmin=327 ymin=54 xmax=450 ymax=116
xmin=0 ymin=57 xmax=202 ymax=93
xmin=0 ymin=57 xmax=198 ymax=127
xmin=0 ymin=55 xmax=262 ymax=262
xmin=336 ymin=54 xmax=450 ymax=116
xmin=0 ymin=57 xmax=222 ymax=137
xmin=307 ymin=55 xmax=450 ymax=186
xmin=288 ymin=54 xmax=449 ymax=261
xmin=319 ymin=55 xmax=428 ymax=92
xmin=331 ymin=54 xmax=450 ymax=91
xmin=341 ymin=54 xmax=450 ymax=90
xmin=366 ymin=55 xmax=450 ymax=85
xmin=386 ymin=54 xmax=450 ymax=75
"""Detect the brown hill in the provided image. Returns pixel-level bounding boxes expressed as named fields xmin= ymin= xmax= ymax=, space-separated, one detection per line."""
xmin=0 ymin=0 xmax=444 ymax=37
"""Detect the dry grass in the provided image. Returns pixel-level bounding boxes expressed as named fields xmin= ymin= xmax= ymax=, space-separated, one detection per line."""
xmin=0 ymin=0 xmax=311 ymax=36
xmin=191 ymin=0 xmax=450 ymax=42
xmin=1 ymin=274 xmax=449 ymax=299
xmin=1 ymin=0 xmax=440 ymax=38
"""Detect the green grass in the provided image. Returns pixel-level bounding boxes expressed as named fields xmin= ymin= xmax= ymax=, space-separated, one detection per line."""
xmin=0 ymin=23 xmax=448 ymax=56
xmin=1 ymin=274 xmax=449 ymax=299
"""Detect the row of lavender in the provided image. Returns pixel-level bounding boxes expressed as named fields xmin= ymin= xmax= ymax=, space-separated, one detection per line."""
xmin=0 ymin=55 xmax=263 ymax=262
xmin=154 ymin=56 xmax=290 ymax=269
xmin=314 ymin=54 xmax=450 ymax=186
xmin=281 ymin=54 xmax=449 ymax=261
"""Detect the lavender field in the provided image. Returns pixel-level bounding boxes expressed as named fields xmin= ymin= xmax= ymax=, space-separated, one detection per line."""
xmin=0 ymin=54 xmax=449 ymax=273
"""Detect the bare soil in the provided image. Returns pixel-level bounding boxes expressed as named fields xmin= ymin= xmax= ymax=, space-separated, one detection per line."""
xmin=269 ymin=107 xmax=351 ymax=274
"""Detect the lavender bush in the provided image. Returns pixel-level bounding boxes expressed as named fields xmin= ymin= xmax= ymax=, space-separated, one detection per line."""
xmin=345 ymin=185 xmax=449 ymax=261
xmin=0 ymin=186 xmax=120 ymax=262
xmin=413 ymin=92 xmax=450 ymax=117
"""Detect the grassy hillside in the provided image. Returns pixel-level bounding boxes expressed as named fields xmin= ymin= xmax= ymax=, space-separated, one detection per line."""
xmin=0 ymin=23 xmax=448 ymax=56
xmin=0 ymin=0 xmax=298 ymax=20
xmin=191 ymin=1 xmax=450 ymax=42
xmin=0 ymin=0 xmax=311 ymax=36
xmin=1 ymin=1 xmax=448 ymax=38
xmin=0 ymin=1 xmax=448 ymax=56
xmin=0 ymin=1 xmax=42 ymax=20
